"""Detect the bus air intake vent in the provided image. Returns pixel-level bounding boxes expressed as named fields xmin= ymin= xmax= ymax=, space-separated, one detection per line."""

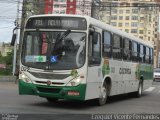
xmin=35 ymin=81 xmax=64 ymax=85
xmin=37 ymin=87 xmax=61 ymax=93
xmin=29 ymin=72 xmax=70 ymax=80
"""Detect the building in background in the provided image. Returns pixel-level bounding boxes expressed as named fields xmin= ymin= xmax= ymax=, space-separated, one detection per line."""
xmin=51 ymin=0 xmax=91 ymax=15
xmin=0 ymin=43 xmax=13 ymax=56
xmin=98 ymin=0 xmax=160 ymax=68
xmin=158 ymin=32 xmax=160 ymax=67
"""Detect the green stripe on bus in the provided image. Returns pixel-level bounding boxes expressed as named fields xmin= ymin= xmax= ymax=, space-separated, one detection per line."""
xmin=19 ymin=80 xmax=86 ymax=101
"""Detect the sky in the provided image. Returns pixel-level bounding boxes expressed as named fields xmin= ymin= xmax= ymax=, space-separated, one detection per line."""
xmin=0 ymin=1 xmax=20 ymax=43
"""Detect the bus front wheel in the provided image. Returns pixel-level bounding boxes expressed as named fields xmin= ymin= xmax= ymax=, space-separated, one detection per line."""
xmin=96 ymin=82 xmax=108 ymax=106
xmin=46 ymin=97 xmax=58 ymax=103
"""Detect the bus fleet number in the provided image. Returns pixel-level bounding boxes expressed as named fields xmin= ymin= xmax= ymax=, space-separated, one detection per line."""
xmin=21 ymin=66 xmax=29 ymax=72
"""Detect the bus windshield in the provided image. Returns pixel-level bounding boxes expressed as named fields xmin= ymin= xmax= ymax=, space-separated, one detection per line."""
xmin=21 ymin=31 xmax=86 ymax=70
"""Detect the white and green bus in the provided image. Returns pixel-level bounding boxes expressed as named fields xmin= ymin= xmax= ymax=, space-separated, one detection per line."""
xmin=17 ymin=14 xmax=153 ymax=105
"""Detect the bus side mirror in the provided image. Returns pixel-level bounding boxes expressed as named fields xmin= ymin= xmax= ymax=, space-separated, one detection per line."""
xmin=11 ymin=34 xmax=17 ymax=46
xmin=11 ymin=27 xmax=19 ymax=46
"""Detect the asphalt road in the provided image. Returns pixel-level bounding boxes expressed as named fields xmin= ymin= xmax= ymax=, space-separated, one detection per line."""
xmin=0 ymin=82 xmax=160 ymax=119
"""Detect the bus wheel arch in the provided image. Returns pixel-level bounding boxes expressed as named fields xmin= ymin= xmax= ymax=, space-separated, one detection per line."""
xmin=103 ymin=77 xmax=112 ymax=96
xmin=96 ymin=77 xmax=112 ymax=106
xmin=139 ymin=76 xmax=144 ymax=96
xmin=140 ymin=76 xmax=144 ymax=84
xmin=134 ymin=76 xmax=144 ymax=98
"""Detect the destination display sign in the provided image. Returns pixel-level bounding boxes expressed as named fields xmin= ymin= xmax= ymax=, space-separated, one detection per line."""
xmin=26 ymin=17 xmax=87 ymax=30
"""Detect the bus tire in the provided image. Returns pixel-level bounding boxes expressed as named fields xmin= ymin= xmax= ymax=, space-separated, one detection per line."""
xmin=96 ymin=81 xmax=108 ymax=106
xmin=46 ymin=97 xmax=58 ymax=103
xmin=134 ymin=81 xmax=143 ymax=98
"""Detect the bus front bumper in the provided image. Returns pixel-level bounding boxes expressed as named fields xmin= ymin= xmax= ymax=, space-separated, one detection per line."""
xmin=19 ymin=79 xmax=86 ymax=101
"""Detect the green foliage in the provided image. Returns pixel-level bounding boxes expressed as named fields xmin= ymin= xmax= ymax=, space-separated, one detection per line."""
xmin=0 ymin=50 xmax=13 ymax=75
xmin=3 ymin=51 xmax=13 ymax=65
xmin=0 ymin=65 xmax=12 ymax=76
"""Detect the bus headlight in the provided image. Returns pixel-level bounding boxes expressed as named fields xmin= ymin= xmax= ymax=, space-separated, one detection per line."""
xmin=19 ymin=73 xmax=32 ymax=83
xmin=66 ymin=77 xmax=82 ymax=86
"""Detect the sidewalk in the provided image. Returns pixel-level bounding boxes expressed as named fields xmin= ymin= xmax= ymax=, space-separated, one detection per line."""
xmin=0 ymin=76 xmax=17 ymax=82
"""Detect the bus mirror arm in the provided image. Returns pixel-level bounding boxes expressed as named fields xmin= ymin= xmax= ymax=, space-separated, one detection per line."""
xmin=89 ymin=26 xmax=98 ymax=44
xmin=89 ymin=25 xmax=95 ymax=33
xmin=11 ymin=27 xmax=20 ymax=46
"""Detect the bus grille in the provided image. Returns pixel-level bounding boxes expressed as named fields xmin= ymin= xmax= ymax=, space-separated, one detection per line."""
xmin=35 ymin=81 xmax=64 ymax=85
xmin=37 ymin=87 xmax=61 ymax=93
xmin=29 ymin=72 xmax=70 ymax=80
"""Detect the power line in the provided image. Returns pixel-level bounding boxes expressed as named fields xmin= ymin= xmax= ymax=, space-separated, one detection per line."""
xmin=1 ymin=15 xmax=17 ymax=19
xmin=0 ymin=6 xmax=17 ymax=15
xmin=0 ymin=0 xmax=23 ymax=4
xmin=0 ymin=20 xmax=14 ymax=23
xmin=0 ymin=26 xmax=14 ymax=29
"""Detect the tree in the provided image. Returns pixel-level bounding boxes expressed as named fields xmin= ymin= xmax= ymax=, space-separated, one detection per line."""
xmin=3 ymin=50 xmax=13 ymax=65
xmin=0 ymin=50 xmax=13 ymax=75
xmin=0 ymin=52 xmax=2 ymax=63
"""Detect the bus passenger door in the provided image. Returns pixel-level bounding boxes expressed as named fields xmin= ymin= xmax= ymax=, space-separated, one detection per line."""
xmin=85 ymin=30 xmax=103 ymax=100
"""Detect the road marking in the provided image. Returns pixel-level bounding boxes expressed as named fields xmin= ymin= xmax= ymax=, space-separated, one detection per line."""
xmin=145 ymin=87 xmax=156 ymax=92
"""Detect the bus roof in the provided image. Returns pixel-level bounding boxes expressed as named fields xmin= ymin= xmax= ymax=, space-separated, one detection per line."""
xmin=28 ymin=14 xmax=153 ymax=48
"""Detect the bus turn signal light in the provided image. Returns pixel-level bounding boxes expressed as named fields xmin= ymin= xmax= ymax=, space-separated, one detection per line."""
xmin=67 ymin=91 xmax=80 ymax=96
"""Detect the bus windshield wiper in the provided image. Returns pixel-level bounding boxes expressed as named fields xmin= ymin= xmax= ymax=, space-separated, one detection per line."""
xmin=52 ymin=30 xmax=71 ymax=56
xmin=55 ymin=30 xmax=71 ymax=44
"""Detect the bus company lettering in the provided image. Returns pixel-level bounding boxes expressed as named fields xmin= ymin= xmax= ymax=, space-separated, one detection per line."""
xmin=119 ymin=68 xmax=131 ymax=74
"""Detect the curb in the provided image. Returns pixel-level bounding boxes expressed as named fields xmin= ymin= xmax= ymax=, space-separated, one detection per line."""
xmin=0 ymin=76 xmax=17 ymax=82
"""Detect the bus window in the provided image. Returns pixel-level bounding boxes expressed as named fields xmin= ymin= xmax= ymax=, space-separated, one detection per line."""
xmin=25 ymin=32 xmax=41 ymax=56
xmin=132 ymin=42 xmax=138 ymax=62
xmin=103 ymin=31 xmax=112 ymax=58
xmin=112 ymin=34 xmax=122 ymax=59
xmin=150 ymin=48 xmax=153 ymax=64
xmin=145 ymin=47 xmax=150 ymax=63
xmin=41 ymin=33 xmax=48 ymax=55
xmin=123 ymin=38 xmax=131 ymax=61
xmin=89 ymin=32 xmax=101 ymax=65
xmin=139 ymin=44 xmax=144 ymax=63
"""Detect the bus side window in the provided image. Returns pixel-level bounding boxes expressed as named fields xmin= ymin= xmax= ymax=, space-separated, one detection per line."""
xmin=123 ymin=38 xmax=131 ymax=61
xmin=143 ymin=46 xmax=146 ymax=63
xmin=112 ymin=34 xmax=122 ymax=60
xmin=103 ymin=31 xmax=112 ymax=58
xmin=89 ymin=32 xmax=101 ymax=65
xmin=145 ymin=46 xmax=150 ymax=64
xmin=132 ymin=42 xmax=138 ymax=62
xmin=150 ymin=48 xmax=153 ymax=64
xmin=139 ymin=44 xmax=144 ymax=63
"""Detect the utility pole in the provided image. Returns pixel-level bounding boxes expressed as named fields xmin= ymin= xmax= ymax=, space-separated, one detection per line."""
xmin=17 ymin=0 xmax=27 ymax=72
xmin=91 ymin=0 xmax=101 ymax=19
xmin=109 ymin=1 xmax=111 ymax=25
xmin=12 ymin=0 xmax=20 ymax=75
xmin=91 ymin=0 xmax=95 ymax=17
